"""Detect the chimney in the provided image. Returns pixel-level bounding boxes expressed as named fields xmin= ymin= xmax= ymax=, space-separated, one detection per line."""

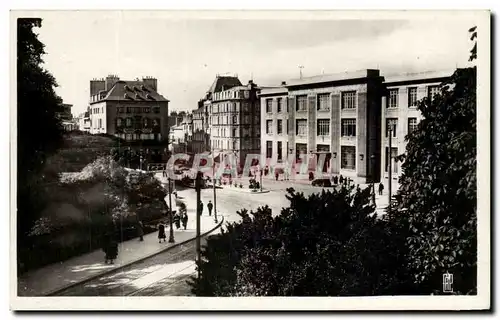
xmin=142 ymin=76 xmax=158 ymax=91
xmin=105 ymin=74 xmax=119 ymax=91
xmin=90 ymin=78 xmax=105 ymax=96
xmin=281 ymin=81 xmax=287 ymax=86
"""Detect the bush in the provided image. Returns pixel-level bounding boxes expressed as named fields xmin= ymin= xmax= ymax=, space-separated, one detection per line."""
xmin=189 ymin=186 xmax=414 ymax=296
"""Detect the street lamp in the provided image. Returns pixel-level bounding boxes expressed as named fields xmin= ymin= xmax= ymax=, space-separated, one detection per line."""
xmin=260 ymin=165 xmax=263 ymax=192
xmin=370 ymin=154 xmax=376 ymax=206
xmin=388 ymin=126 xmax=393 ymax=210
xmin=168 ymin=177 xmax=175 ymax=243
xmin=212 ymin=150 xmax=218 ymax=224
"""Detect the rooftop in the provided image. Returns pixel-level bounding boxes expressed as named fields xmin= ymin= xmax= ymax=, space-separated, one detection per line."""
xmin=286 ymin=69 xmax=380 ymax=87
xmin=206 ymin=75 xmax=242 ymax=94
xmin=90 ymin=79 xmax=169 ymax=104
xmin=382 ymin=69 xmax=454 ymax=84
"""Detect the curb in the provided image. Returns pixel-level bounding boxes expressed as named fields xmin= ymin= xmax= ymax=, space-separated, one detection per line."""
xmin=222 ymin=187 xmax=271 ymax=194
xmin=44 ymin=215 xmax=224 ymax=296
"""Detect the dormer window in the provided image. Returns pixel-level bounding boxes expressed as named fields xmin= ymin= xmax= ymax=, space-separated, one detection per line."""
xmin=124 ymin=85 xmax=130 ymax=91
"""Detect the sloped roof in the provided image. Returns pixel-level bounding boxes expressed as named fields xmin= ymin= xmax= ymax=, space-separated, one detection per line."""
xmin=207 ymin=76 xmax=242 ymax=94
xmin=96 ymin=80 xmax=169 ymax=103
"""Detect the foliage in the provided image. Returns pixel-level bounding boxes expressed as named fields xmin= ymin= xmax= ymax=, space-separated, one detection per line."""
xmin=190 ymin=186 xmax=415 ymax=296
xmin=393 ymin=67 xmax=477 ymax=294
xmin=17 ymin=18 xmax=64 ymax=250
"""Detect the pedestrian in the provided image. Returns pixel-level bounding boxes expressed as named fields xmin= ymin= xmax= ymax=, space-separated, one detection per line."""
xmin=199 ymin=201 xmax=204 ymax=216
xmin=333 ymin=175 xmax=338 ymax=185
xmin=137 ymin=221 xmax=144 ymax=242
xmin=181 ymin=213 xmax=188 ymax=230
xmin=339 ymin=175 xmax=344 ymax=185
xmin=157 ymin=222 xmax=166 ymax=243
xmin=275 ymin=171 xmax=279 ymax=181
xmin=102 ymin=231 xmax=118 ymax=264
xmin=378 ymin=182 xmax=384 ymax=195
xmin=173 ymin=213 xmax=181 ymax=229
xmin=207 ymin=200 xmax=213 ymax=216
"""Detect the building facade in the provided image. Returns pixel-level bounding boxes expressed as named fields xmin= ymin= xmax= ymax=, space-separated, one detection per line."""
xmin=206 ymin=76 xmax=261 ymax=167
xmin=380 ymin=70 xmax=450 ymax=181
xmin=88 ymin=75 xmax=170 ymax=163
xmin=260 ymin=69 xmax=452 ymax=183
xmin=191 ymin=102 xmax=210 ymax=154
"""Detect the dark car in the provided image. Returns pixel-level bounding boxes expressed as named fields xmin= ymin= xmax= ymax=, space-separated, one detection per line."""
xmin=311 ymin=178 xmax=332 ymax=187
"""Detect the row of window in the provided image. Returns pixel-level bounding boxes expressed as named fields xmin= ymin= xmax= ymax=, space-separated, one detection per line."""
xmin=211 ymin=102 xmax=254 ymax=113
xmin=116 ymin=117 xmax=161 ymax=128
xmin=117 ymin=106 xmax=161 ymax=114
xmin=387 ymin=85 xmax=440 ymax=109
xmin=91 ymin=107 xmax=104 ymax=115
xmin=264 ymin=143 xmax=402 ymax=174
xmin=264 ymin=118 xmax=419 ymax=138
xmin=212 ymin=139 xmax=238 ymax=150
xmin=115 ymin=133 xmax=162 ymax=141
xmin=211 ymin=114 xmax=259 ymax=125
xmin=213 ymin=90 xmax=245 ymax=101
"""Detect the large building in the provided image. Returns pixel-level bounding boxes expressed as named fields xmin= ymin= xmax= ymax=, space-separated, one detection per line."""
xmin=88 ymin=75 xmax=170 ymax=163
xmin=203 ymin=75 xmax=261 ymax=167
xmin=260 ymin=69 xmax=452 ymax=183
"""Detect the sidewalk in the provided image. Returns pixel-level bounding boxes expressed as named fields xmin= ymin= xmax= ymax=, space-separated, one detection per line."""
xmin=18 ymin=211 xmax=221 ymax=296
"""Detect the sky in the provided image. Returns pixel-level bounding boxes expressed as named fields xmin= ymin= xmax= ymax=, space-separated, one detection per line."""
xmin=32 ymin=11 xmax=479 ymax=116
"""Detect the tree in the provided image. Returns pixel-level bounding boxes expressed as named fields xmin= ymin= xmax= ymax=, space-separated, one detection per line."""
xmin=17 ymin=18 xmax=64 ymax=252
xmin=190 ymin=187 xmax=415 ymax=296
xmin=393 ymin=66 xmax=477 ymax=294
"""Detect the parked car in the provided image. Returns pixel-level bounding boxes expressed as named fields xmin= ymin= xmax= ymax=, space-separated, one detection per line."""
xmin=311 ymin=178 xmax=332 ymax=187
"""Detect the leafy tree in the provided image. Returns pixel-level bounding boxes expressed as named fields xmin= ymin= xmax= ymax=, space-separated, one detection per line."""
xmin=190 ymin=187 xmax=415 ymax=296
xmin=393 ymin=66 xmax=477 ymax=294
xmin=17 ymin=18 xmax=64 ymax=259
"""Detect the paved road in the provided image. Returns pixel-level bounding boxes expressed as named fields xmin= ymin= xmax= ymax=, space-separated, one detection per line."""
xmin=56 ymin=237 xmax=207 ymax=296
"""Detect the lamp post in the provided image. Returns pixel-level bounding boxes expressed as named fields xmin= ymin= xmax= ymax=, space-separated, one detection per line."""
xmin=260 ymin=165 xmax=263 ymax=192
xmin=212 ymin=150 xmax=218 ymax=224
xmin=168 ymin=177 xmax=175 ymax=243
xmin=370 ymin=154 xmax=376 ymax=206
xmin=388 ymin=126 xmax=393 ymax=210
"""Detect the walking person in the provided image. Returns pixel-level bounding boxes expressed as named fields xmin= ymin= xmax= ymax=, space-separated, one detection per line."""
xmin=158 ymin=222 xmax=166 ymax=243
xmin=207 ymin=200 xmax=213 ymax=217
xmin=137 ymin=221 xmax=144 ymax=242
xmin=275 ymin=171 xmax=279 ymax=181
xmin=181 ymin=213 xmax=188 ymax=230
xmin=102 ymin=231 xmax=118 ymax=264
xmin=339 ymin=175 xmax=344 ymax=185
xmin=378 ymin=182 xmax=384 ymax=196
xmin=173 ymin=212 xmax=181 ymax=229
xmin=199 ymin=201 xmax=204 ymax=216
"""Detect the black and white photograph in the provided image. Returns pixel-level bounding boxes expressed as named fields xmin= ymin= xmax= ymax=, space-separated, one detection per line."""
xmin=10 ymin=9 xmax=490 ymax=311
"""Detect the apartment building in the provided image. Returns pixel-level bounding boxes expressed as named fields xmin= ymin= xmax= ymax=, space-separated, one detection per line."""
xmin=88 ymin=75 xmax=170 ymax=162
xmin=260 ymin=69 xmax=452 ymax=183
xmin=381 ymin=70 xmax=451 ymax=181
xmin=201 ymin=75 xmax=261 ymax=167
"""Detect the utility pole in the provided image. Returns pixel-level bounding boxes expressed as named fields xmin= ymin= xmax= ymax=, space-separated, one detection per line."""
xmin=260 ymin=167 xmax=263 ymax=192
xmin=370 ymin=154 xmax=376 ymax=206
xmin=212 ymin=151 xmax=218 ymax=224
xmin=168 ymin=177 xmax=175 ymax=243
xmin=388 ymin=126 xmax=393 ymax=210
xmin=195 ymin=171 xmax=202 ymax=280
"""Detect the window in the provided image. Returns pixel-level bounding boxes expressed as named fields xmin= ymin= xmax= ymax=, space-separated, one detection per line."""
xmin=98 ymin=119 xmax=102 ymax=128
xmin=277 ymin=98 xmax=283 ymax=113
xmin=386 ymin=118 xmax=398 ymax=138
xmin=408 ymin=118 xmax=418 ymax=135
xmin=277 ymin=141 xmax=283 ymax=161
xmin=266 ymin=99 xmax=273 ymax=113
xmin=317 ymin=119 xmax=330 ymax=136
xmin=143 ymin=107 xmax=150 ymax=113
xmin=408 ymin=87 xmax=418 ymax=107
xmin=126 ymin=118 xmax=132 ymax=127
xmin=266 ymin=141 xmax=273 ymax=159
xmin=341 ymin=119 xmax=356 ymax=137
xmin=341 ymin=146 xmax=356 ymax=170
xmin=266 ymin=120 xmax=273 ymax=134
xmin=388 ymin=89 xmax=399 ymax=108
xmin=341 ymin=91 xmax=356 ymax=109
xmin=116 ymin=118 xmax=122 ymax=127
xmin=296 ymin=119 xmax=307 ymax=136
xmin=317 ymin=93 xmax=330 ymax=111
xmin=117 ymin=107 xmax=124 ymax=113
xmin=232 ymin=115 xmax=237 ymax=124
xmin=428 ymin=86 xmax=440 ymax=100
xmin=296 ymin=95 xmax=307 ymax=111
xmin=233 ymin=140 xmax=237 ymax=150
xmin=385 ymin=147 xmax=399 ymax=173
xmin=277 ymin=119 xmax=283 ymax=134
xmin=232 ymin=128 xmax=237 ymax=137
